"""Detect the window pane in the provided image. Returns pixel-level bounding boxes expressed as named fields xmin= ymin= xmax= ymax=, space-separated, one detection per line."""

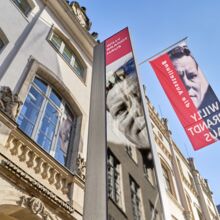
xmin=36 ymin=132 xmax=52 ymax=152
xmin=74 ymin=60 xmax=84 ymax=76
xmin=55 ymin=108 xmax=73 ymax=165
xmin=63 ymin=45 xmax=72 ymax=64
xmin=49 ymin=89 xmax=61 ymax=107
xmin=28 ymin=86 xmax=44 ymax=107
xmin=51 ymin=33 xmax=62 ymax=50
xmin=130 ymin=177 xmax=142 ymax=220
xmin=19 ymin=102 xmax=40 ymax=125
xmin=38 ymin=117 xmax=56 ymax=140
xmin=44 ymin=103 xmax=59 ymax=123
xmin=17 ymin=115 xmax=34 ymax=136
xmin=17 ymin=86 xmax=43 ymax=135
xmin=33 ymin=77 xmax=47 ymax=94
xmin=13 ymin=0 xmax=31 ymax=16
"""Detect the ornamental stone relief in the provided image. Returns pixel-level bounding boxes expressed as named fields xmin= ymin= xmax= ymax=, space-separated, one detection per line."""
xmin=19 ymin=196 xmax=59 ymax=220
xmin=0 ymin=86 xmax=22 ymax=120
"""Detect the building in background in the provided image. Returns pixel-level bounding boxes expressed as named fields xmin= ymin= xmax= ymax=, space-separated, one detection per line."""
xmin=0 ymin=0 xmax=97 ymax=219
xmin=107 ymin=92 xmax=220 ymax=220
xmin=148 ymin=97 xmax=219 ymax=220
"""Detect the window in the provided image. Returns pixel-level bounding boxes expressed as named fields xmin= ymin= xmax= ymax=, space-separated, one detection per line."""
xmin=188 ymin=173 xmax=195 ymax=190
xmin=130 ymin=177 xmax=143 ymax=220
xmin=196 ymin=208 xmax=202 ymax=220
xmin=186 ymin=193 xmax=195 ymax=220
xmin=49 ymin=32 xmax=84 ymax=78
xmin=149 ymin=202 xmax=159 ymax=220
xmin=17 ymin=77 xmax=74 ymax=166
xmin=125 ymin=145 xmax=138 ymax=163
xmin=0 ymin=38 xmax=4 ymax=51
xmin=161 ymin=162 xmax=176 ymax=197
xmin=107 ymin=150 xmax=122 ymax=207
xmin=0 ymin=29 xmax=9 ymax=52
xmin=176 ymin=157 xmax=183 ymax=176
xmin=12 ymin=0 xmax=32 ymax=16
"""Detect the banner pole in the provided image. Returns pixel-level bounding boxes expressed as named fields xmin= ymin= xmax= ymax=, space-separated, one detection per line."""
xmin=139 ymin=37 xmax=188 ymax=66
xmin=83 ymin=42 xmax=107 ymax=220
xmin=129 ymin=30 xmax=172 ymax=220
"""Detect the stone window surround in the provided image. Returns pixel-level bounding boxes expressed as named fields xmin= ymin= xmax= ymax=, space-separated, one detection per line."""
xmin=10 ymin=0 xmax=35 ymax=17
xmin=160 ymin=158 xmax=177 ymax=199
xmin=47 ymin=26 xmax=87 ymax=82
xmin=0 ymin=28 xmax=9 ymax=52
xmin=17 ymin=58 xmax=83 ymax=172
xmin=107 ymin=149 xmax=123 ymax=208
xmin=129 ymin=176 xmax=145 ymax=220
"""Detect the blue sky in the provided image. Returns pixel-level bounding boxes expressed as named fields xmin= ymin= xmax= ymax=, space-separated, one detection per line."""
xmin=75 ymin=0 xmax=220 ymax=204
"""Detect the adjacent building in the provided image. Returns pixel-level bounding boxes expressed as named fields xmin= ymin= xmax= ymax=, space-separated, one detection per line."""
xmin=148 ymin=98 xmax=219 ymax=220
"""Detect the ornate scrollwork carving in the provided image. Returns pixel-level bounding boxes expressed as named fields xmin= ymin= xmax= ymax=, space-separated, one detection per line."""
xmin=0 ymin=86 xmax=22 ymax=120
xmin=76 ymin=154 xmax=86 ymax=180
xmin=20 ymin=196 xmax=58 ymax=220
xmin=70 ymin=1 xmax=92 ymax=31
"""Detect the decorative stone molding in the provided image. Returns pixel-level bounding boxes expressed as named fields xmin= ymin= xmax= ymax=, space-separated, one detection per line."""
xmin=5 ymin=133 xmax=73 ymax=195
xmin=0 ymin=86 xmax=22 ymax=120
xmin=154 ymin=134 xmax=172 ymax=160
xmin=1 ymin=158 xmax=74 ymax=214
xmin=70 ymin=1 xmax=91 ymax=31
xmin=20 ymin=196 xmax=58 ymax=220
xmin=76 ymin=154 xmax=86 ymax=181
xmin=179 ymin=171 xmax=198 ymax=197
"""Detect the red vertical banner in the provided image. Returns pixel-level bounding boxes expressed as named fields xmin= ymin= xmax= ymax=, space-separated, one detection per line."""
xmin=150 ymin=44 xmax=220 ymax=150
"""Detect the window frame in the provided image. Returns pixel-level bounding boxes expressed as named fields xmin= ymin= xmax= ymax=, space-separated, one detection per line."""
xmin=17 ymin=75 xmax=75 ymax=167
xmin=161 ymin=161 xmax=177 ymax=198
xmin=129 ymin=176 xmax=144 ymax=220
xmin=107 ymin=149 xmax=123 ymax=208
xmin=16 ymin=59 xmax=83 ymax=172
xmin=11 ymin=0 xmax=35 ymax=17
xmin=48 ymin=28 xmax=86 ymax=80
xmin=0 ymin=29 xmax=9 ymax=53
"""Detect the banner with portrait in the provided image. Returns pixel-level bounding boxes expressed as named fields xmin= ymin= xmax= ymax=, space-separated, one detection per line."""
xmin=150 ymin=43 xmax=220 ymax=150
xmin=105 ymin=27 xmax=163 ymax=220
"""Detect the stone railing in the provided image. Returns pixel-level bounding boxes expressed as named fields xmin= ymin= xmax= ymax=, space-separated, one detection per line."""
xmin=0 ymin=111 xmax=86 ymax=217
xmin=5 ymin=131 xmax=73 ymax=198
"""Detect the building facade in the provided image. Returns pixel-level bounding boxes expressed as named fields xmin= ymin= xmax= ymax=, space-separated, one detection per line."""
xmin=148 ymin=98 xmax=219 ymax=220
xmin=0 ymin=1 xmax=219 ymax=220
xmin=107 ymin=94 xmax=220 ymax=220
xmin=0 ymin=0 xmax=97 ymax=219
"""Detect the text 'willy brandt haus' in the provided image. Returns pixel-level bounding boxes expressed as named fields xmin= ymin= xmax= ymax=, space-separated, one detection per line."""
xmin=161 ymin=59 xmax=220 ymax=142
xmin=188 ymin=101 xmax=220 ymax=142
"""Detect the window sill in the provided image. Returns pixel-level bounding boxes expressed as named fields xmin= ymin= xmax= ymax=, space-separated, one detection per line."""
xmin=109 ymin=197 xmax=127 ymax=219
xmin=166 ymin=190 xmax=184 ymax=211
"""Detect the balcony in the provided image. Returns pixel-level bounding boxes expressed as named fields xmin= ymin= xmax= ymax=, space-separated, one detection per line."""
xmin=0 ymin=110 xmax=85 ymax=219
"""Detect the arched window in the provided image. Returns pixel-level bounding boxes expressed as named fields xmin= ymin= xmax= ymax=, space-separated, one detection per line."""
xmin=48 ymin=31 xmax=85 ymax=78
xmin=17 ymin=76 xmax=74 ymax=166
xmin=161 ymin=161 xmax=176 ymax=198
